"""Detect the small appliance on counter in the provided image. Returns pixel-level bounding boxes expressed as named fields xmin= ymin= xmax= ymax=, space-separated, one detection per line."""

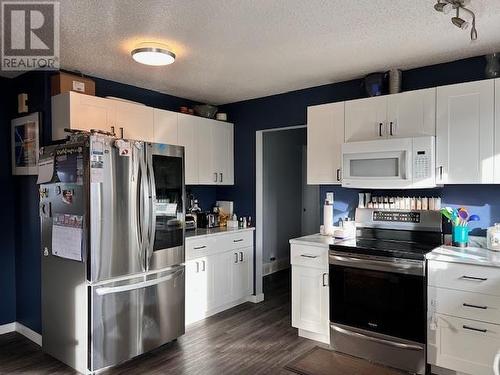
xmin=487 ymin=223 xmax=500 ymax=251
xmin=185 ymin=214 xmax=197 ymax=231
xmin=196 ymin=212 xmax=220 ymax=229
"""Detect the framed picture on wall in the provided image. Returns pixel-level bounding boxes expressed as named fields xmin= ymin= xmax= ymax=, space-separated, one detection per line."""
xmin=11 ymin=112 xmax=40 ymax=175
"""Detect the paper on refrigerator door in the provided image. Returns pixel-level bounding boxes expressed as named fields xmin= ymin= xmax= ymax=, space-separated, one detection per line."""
xmin=37 ymin=158 xmax=54 ymax=184
xmin=52 ymin=214 xmax=83 ymax=261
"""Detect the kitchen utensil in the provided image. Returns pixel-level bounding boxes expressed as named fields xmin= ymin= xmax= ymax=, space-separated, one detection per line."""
xmin=468 ymin=214 xmax=480 ymax=222
xmin=193 ymin=104 xmax=218 ymax=119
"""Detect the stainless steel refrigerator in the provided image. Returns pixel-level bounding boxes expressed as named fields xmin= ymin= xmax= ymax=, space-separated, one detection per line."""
xmin=39 ymin=132 xmax=185 ymax=374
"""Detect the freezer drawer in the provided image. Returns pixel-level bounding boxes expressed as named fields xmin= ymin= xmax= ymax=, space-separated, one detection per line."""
xmin=90 ymin=266 xmax=185 ymax=372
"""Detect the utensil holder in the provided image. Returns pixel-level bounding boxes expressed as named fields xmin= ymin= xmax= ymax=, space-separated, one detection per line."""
xmin=452 ymin=226 xmax=469 ymax=248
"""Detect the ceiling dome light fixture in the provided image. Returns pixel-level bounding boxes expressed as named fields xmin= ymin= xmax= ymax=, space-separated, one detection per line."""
xmin=131 ymin=43 xmax=176 ymax=66
xmin=433 ymin=0 xmax=478 ymax=40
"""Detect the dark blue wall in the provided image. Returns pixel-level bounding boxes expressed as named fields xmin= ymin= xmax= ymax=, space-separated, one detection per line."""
xmin=0 ymin=77 xmax=16 ymax=326
xmin=3 ymin=71 xmax=200 ymax=333
xmin=217 ymin=55 xmax=497 ymax=234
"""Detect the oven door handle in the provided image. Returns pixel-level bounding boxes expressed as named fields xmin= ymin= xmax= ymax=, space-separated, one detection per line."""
xmin=330 ymin=324 xmax=423 ymax=351
xmin=329 ymin=253 xmax=424 ymax=276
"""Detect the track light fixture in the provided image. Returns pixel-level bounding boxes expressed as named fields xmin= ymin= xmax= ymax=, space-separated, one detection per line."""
xmin=433 ymin=0 xmax=478 ymax=40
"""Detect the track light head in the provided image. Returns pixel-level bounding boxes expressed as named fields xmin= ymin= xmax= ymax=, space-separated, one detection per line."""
xmin=434 ymin=2 xmax=453 ymax=14
xmin=452 ymin=16 xmax=469 ymax=29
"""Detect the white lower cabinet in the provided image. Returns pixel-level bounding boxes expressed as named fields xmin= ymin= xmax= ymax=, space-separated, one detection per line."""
xmin=428 ymin=260 xmax=500 ymax=375
xmin=290 ymin=243 xmax=329 ymax=344
xmin=185 ymin=231 xmax=254 ymax=325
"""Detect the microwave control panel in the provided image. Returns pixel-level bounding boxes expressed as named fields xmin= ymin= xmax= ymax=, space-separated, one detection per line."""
xmin=373 ymin=211 xmax=421 ymax=223
xmin=412 ymin=136 xmax=435 ymax=185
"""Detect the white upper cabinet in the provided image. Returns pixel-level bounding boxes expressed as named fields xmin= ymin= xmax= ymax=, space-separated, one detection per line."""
xmin=197 ymin=119 xmax=234 ymax=185
xmin=52 ymin=91 xmax=116 ymax=140
xmin=197 ymin=118 xmax=217 ymax=184
xmin=345 ymin=96 xmax=386 ymax=142
xmin=307 ymin=102 xmax=345 ymax=184
xmin=153 ymin=108 xmax=178 ymax=145
xmin=178 ymin=113 xmax=200 ymax=185
xmin=114 ymin=100 xmax=154 ymax=142
xmin=436 ymin=80 xmax=495 ymax=184
xmin=386 ymin=88 xmax=436 ymax=138
xmin=495 ymin=79 xmax=500 ymax=183
xmin=344 ymin=88 xmax=436 ymax=142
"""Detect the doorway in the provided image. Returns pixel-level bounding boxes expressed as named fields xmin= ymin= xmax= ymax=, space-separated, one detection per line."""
xmin=256 ymin=126 xmax=319 ymax=283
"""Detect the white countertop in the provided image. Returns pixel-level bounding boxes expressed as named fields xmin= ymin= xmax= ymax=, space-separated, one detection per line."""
xmin=426 ymin=245 xmax=500 ymax=268
xmin=186 ymin=226 xmax=255 ymax=239
xmin=289 ymin=233 xmax=336 ymax=248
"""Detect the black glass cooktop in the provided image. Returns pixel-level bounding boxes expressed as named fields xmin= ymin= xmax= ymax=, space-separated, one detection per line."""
xmin=329 ymin=228 xmax=442 ymax=261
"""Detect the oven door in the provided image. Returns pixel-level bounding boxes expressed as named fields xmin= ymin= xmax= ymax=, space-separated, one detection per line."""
xmin=341 ymin=137 xmax=412 ymax=189
xmin=329 ymin=253 xmax=426 ymax=343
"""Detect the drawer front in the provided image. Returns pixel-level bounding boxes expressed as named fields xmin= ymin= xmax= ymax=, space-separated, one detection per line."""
xmin=185 ymin=237 xmax=215 ymax=260
xmin=217 ymin=231 xmax=253 ymax=252
xmin=429 ymin=286 xmax=500 ymax=325
xmin=291 ymin=244 xmax=328 ymax=269
xmin=428 ymin=314 xmax=500 ymax=375
xmin=428 ymin=261 xmax=500 ymax=297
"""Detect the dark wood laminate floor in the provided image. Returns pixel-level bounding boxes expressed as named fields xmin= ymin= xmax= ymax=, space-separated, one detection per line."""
xmin=0 ymin=270 xmax=322 ymax=375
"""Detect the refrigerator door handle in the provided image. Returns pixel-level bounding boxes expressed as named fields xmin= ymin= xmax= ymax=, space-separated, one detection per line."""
xmin=138 ymin=147 xmax=150 ymax=268
xmin=145 ymin=146 xmax=157 ymax=269
xmin=95 ymin=268 xmax=184 ymax=296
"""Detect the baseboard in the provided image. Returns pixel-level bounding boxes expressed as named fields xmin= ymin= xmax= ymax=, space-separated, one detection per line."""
xmin=263 ymin=258 xmax=290 ymax=276
xmin=298 ymin=329 xmax=330 ymax=345
xmin=0 ymin=322 xmax=16 ymax=335
xmin=0 ymin=322 xmax=42 ymax=346
xmin=247 ymin=293 xmax=264 ymax=303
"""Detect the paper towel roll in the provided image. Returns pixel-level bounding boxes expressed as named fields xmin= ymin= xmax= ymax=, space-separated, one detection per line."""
xmin=324 ymin=204 xmax=334 ymax=236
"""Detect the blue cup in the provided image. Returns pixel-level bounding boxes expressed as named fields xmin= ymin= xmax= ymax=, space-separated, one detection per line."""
xmin=452 ymin=226 xmax=469 ymax=247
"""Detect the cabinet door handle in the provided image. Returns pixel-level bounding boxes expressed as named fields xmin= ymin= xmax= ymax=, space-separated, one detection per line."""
xmin=202 ymin=260 xmax=206 ymax=272
xmin=214 ymin=173 xmax=218 ymax=183
xmin=439 ymin=166 xmax=443 ymax=180
xmin=234 ymin=253 xmax=238 ymax=263
xmin=194 ymin=245 xmax=206 ymax=250
xmin=110 ymin=126 xmax=115 ymax=135
xmin=220 ymin=173 xmax=223 ymax=183
xmin=461 ymin=275 xmax=488 ymax=282
xmin=239 ymin=251 xmax=243 ymax=262
xmin=378 ymin=123 xmax=383 ymax=137
xmin=233 ymin=239 xmax=243 ymax=243
xmin=119 ymin=127 xmax=124 ymax=139
xmin=322 ymin=273 xmax=328 ymax=287
xmin=300 ymin=254 xmax=318 ymax=259
xmin=196 ymin=261 xmax=200 ymax=273
xmin=389 ymin=121 xmax=394 ymax=136
xmin=336 ymin=168 xmax=341 ymax=182
xmin=463 ymin=303 xmax=488 ymax=310
xmin=463 ymin=325 xmax=487 ymax=333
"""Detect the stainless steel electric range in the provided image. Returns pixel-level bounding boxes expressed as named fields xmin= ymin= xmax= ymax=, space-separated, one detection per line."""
xmin=329 ymin=208 xmax=442 ymax=375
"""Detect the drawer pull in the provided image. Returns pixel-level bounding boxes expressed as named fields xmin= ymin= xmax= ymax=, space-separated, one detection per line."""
xmin=463 ymin=325 xmax=487 ymax=333
xmin=300 ymin=254 xmax=318 ymax=259
xmin=463 ymin=303 xmax=488 ymax=310
xmin=233 ymin=239 xmax=244 ymax=243
xmin=322 ymin=273 xmax=328 ymax=287
xmin=461 ymin=275 xmax=488 ymax=282
xmin=194 ymin=245 xmax=206 ymax=250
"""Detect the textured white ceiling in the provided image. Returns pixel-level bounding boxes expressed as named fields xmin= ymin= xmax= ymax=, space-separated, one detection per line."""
xmin=4 ymin=0 xmax=500 ymax=104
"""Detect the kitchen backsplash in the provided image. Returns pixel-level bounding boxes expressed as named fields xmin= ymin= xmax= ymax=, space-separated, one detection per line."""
xmin=320 ymin=185 xmax=500 ymax=236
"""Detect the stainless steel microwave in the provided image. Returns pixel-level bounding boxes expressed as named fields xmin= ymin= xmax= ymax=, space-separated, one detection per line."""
xmin=341 ymin=136 xmax=436 ymax=189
